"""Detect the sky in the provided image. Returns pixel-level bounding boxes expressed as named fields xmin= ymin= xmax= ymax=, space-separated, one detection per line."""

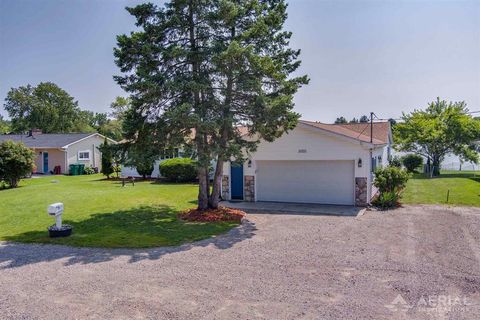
xmin=1 ymin=0 xmax=479 ymax=123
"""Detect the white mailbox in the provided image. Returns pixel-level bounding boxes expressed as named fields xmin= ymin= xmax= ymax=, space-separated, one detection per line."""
xmin=48 ymin=203 xmax=64 ymax=216
xmin=48 ymin=203 xmax=64 ymax=229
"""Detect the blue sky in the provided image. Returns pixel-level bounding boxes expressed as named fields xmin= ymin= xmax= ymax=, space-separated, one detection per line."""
xmin=1 ymin=0 xmax=479 ymax=122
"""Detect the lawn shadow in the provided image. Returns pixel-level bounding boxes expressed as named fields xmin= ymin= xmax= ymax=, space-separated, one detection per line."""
xmin=0 ymin=205 xmax=256 ymax=269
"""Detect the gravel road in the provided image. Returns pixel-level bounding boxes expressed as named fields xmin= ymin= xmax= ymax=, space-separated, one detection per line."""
xmin=1 ymin=205 xmax=479 ymax=319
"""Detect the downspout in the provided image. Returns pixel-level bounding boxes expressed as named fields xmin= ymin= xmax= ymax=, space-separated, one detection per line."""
xmin=63 ymin=148 xmax=68 ymax=174
xmin=92 ymin=144 xmax=96 ymax=168
xmin=368 ymin=148 xmax=373 ymax=204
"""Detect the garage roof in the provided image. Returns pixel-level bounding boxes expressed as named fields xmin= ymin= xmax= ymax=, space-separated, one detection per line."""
xmin=300 ymin=120 xmax=390 ymax=145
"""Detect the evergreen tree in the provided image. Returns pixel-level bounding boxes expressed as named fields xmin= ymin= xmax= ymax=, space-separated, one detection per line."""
xmin=99 ymin=138 xmax=114 ymax=179
xmin=114 ymin=0 xmax=308 ymax=209
xmin=334 ymin=117 xmax=347 ymax=124
xmin=359 ymin=115 xmax=369 ymax=123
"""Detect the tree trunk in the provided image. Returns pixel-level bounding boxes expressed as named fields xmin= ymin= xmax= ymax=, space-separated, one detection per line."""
xmin=209 ymin=158 xmax=224 ymax=209
xmin=432 ymin=155 xmax=441 ymax=176
xmin=197 ymin=166 xmax=209 ymax=210
xmin=187 ymin=0 xmax=209 ymax=210
xmin=9 ymin=178 xmax=18 ymax=188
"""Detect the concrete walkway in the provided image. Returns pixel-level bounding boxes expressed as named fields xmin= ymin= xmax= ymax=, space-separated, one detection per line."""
xmin=221 ymin=200 xmax=364 ymax=216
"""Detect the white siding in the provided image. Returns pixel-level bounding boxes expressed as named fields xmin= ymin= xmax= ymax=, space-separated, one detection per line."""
xmin=66 ymin=134 xmax=109 ymax=171
xmin=222 ymin=122 xmax=391 ymax=204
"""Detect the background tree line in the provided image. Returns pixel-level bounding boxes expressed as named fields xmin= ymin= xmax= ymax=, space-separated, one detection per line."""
xmin=334 ymin=115 xmax=369 ymax=124
xmin=2 ymin=82 xmax=128 ymax=141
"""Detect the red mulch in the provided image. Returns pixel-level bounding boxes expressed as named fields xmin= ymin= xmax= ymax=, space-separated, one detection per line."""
xmin=179 ymin=207 xmax=246 ymax=222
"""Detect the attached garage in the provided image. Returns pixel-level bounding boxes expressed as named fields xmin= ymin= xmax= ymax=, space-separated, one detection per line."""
xmin=221 ymin=120 xmax=392 ymax=206
xmin=256 ymin=160 xmax=355 ymax=205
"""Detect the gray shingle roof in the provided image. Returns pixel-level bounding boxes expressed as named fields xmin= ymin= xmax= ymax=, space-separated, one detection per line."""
xmin=0 ymin=133 xmax=94 ymax=148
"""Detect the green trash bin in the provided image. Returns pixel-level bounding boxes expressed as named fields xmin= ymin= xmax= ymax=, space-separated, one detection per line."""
xmin=78 ymin=164 xmax=85 ymax=175
xmin=69 ymin=164 xmax=77 ymax=176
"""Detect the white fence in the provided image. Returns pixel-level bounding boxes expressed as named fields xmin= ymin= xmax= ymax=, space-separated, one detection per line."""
xmin=440 ymin=162 xmax=478 ymax=171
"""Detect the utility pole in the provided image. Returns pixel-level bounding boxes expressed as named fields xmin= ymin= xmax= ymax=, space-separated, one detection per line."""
xmin=370 ymin=112 xmax=374 ymax=143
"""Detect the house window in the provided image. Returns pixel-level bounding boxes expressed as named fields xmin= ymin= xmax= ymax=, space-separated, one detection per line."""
xmin=78 ymin=151 xmax=90 ymax=160
xmin=378 ymin=155 xmax=383 ymax=167
xmin=371 ymin=157 xmax=377 ymax=172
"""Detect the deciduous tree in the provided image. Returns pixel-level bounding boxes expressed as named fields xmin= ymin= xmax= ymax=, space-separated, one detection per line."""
xmin=4 ymin=82 xmax=82 ymax=133
xmin=394 ymin=98 xmax=480 ymax=176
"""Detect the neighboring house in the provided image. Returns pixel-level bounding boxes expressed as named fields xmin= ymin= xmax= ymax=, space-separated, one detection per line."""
xmin=0 ymin=130 xmax=116 ymax=174
xmin=221 ymin=120 xmax=392 ymax=206
xmin=121 ymin=148 xmax=182 ymax=178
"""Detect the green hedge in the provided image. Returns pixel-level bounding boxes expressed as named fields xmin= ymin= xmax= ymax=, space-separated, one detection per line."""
xmin=159 ymin=158 xmax=197 ymax=182
xmin=401 ymin=154 xmax=423 ymax=173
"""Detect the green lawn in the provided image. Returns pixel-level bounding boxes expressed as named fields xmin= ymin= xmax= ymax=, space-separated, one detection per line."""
xmin=0 ymin=174 xmax=238 ymax=248
xmin=402 ymin=170 xmax=480 ymax=207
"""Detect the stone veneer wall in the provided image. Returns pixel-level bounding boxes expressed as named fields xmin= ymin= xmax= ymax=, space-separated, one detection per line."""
xmin=244 ymin=175 xmax=255 ymax=202
xmin=355 ymin=177 xmax=368 ymax=206
xmin=221 ymin=175 xmax=230 ymax=200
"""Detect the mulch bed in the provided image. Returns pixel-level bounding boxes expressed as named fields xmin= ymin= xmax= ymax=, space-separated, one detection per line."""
xmin=179 ymin=207 xmax=246 ymax=222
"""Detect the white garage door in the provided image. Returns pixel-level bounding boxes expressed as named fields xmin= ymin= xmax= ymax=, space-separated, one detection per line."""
xmin=256 ymin=160 xmax=355 ymax=205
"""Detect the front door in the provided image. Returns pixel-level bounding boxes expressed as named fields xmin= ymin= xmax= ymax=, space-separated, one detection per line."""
xmin=43 ymin=152 xmax=49 ymax=174
xmin=230 ymin=162 xmax=244 ymax=200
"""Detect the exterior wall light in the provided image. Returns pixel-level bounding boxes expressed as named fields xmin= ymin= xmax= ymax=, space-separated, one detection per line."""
xmin=248 ymin=160 xmax=252 ymax=168
xmin=358 ymin=158 xmax=362 ymax=168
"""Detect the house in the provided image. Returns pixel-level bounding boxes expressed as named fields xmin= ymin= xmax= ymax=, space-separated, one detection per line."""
xmin=121 ymin=148 xmax=181 ymax=178
xmin=221 ymin=120 xmax=392 ymax=206
xmin=0 ymin=130 xmax=116 ymax=174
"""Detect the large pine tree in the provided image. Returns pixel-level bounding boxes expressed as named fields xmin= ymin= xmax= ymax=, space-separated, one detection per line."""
xmin=114 ymin=0 xmax=308 ymax=209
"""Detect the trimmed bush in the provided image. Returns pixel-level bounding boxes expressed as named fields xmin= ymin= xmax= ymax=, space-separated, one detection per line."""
xmin=0 ymin=140 xmax=36 ymax=188
xmin=373 ymin=166 xmax=410 ymax=209
xmin=136 ymin=161 xmax=154 ymax=179
xmin=374 ymin=166 xmax=410 ymax=193
xmin=401 ymin=154 xmax=423 ymax=172
xmin=159 ymin=158 xmax=197 ymax=182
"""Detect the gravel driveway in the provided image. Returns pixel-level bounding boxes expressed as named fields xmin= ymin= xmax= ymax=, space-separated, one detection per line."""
xmin=1 ymin=205 xmax=479 ymax=319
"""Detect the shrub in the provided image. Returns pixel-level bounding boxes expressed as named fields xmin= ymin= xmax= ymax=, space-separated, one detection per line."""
xmin=373 ymin=166 xmax=410 ymax=209
xmin=374 ymin=166 xmax=410 ymax=193
xmin=159 ymin=158 xmax=197 ymax=182
xmin=371 ymin=191 xmax=400 ymax=210
xmin=84 ymin=166 xmax=95 ymax=175
xmin=136 ymin=161 xmax=154 ymax=179
xmin=0 ymin=140 xmax=36 ymax=188
xmin=389 ymin=156 xmax=402 ymax=168
xmin=401 ymin=154 xmax=423 ymax=173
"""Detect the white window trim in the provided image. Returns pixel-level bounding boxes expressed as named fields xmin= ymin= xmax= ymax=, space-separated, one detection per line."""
xmin=78 ymin=150 xmax=91 ymax=161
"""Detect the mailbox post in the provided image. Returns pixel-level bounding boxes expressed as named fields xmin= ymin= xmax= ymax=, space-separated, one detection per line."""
xmin=48 ymin=203 xmax=64 ymax=229
xmin=47 ymin=203 xmax=72 ymax=237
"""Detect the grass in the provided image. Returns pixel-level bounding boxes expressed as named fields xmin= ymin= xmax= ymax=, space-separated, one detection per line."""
xmin=0 ymin=174 xmax=239 ymax=248
xmin=402 ymin=170 xmax=480 ymax=207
